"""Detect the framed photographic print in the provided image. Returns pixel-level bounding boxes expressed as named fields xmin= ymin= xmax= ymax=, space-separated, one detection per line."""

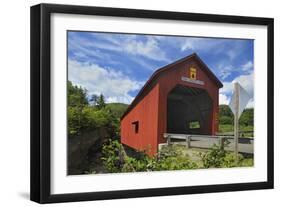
xmin=30 ymin=3 xmax=274 ymax=203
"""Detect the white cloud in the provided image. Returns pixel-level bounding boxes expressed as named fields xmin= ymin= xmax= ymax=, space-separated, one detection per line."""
xmin=181 ymin=39 xmax=197 ymax=51
xmin=241 ymin=61 xmax=253 ymax=72
xmin=123 ymin=37 xmax=170 ymax=62
xmin=68 ymin=60 xmax=144 ymax=104
xmin=220 ymin=71 xmax=254 ymax=108
xmin=219 ymin=93 xmax=230 ymax=105
xmin=79 ymin=34 xmax=170 ymax=63
xmin=180 ymin=38 xmax=226 ymax=53
xmin=217 ymin=60 xmax=254 ymax=80
xmin=68 ymin=36 xmax=121 ymax=67
xmin=221 ymin=71 xmax=253 ymax=96
xmin=220 ymin=81 xmax=234 ymax=95
xmin=233 ymin=72 xmax=254 ymax=97
xmin=217 ymin=63 xmax=234 ymax=80
xmin=129 ymin=56 xmax=158 ymax=71
xmin=246 ymin=98 xmax=254 ymax=108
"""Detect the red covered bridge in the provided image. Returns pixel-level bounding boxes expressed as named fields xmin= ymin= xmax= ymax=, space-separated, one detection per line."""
xmin=120 ymin=53 xmax=223 ymax=155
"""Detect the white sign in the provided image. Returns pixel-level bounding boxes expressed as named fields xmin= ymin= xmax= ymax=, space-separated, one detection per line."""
xmin=229 ymin=82 xmax=251 ymax=118
xmin=181 ymin=76 xmax=205 ymax=85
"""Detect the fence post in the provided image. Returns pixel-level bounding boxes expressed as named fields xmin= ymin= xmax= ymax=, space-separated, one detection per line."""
xmin=186 ymin=136 xmax=191 ymax=149
xmin=167 ymin=135 xmax=171 ymax=145
xmin=219 ymin=137 xmax=225 ymax=150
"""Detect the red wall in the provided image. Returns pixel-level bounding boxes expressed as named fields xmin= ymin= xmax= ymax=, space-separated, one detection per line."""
xmin=121 ymin=58 xmax=219 ymax=155
xmin=121 ymin=84 xmax=160 ymax=155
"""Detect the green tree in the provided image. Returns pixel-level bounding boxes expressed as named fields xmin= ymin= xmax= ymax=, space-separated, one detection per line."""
xmin=68 ymin=106 xmax=82 ymax=135
xmin=105 ymin=103 xmax=128 ymax=118
xmin=67 ymin=81 xmax=88 ymax=107
xmin=90 ymin=94 xmax=99 ymax=106
xmin=239 ymin=108 xmax=254 ymax=126
xmin=219 ymin=104 xmax=254 ymax=126
xmin=219 ymin=116 xmax=233 ymax=125
xmin=219 ymin=105 xmax=233 ymax=125
xmin=96 ymin=94 xmax=106 ymax=110
xmin=67 ymin=81 xmax=88 ymax=136
xmin=219 ymin=105 xmax=233 ymax=118
xmin=67 ymin=82 xmax=123 ymax=139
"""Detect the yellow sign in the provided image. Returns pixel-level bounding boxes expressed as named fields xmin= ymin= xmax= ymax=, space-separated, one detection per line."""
xmin=190 ymin=67 xmax=197 ymax=80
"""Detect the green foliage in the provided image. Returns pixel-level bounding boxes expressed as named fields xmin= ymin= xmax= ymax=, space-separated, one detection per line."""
xmin=219 ymin=124 xmax=254 ymax=137
xmin=218 ymin=105 xmax=234 ymax=127
xmin=218 ymin=105 xmax=254 ymax=135
xmin=101 ymin=139 xmax=124 ymax=173
xmin=101 ymin=140 xmax=253 ymax=173
xmin=67 ymin=81 xmax=122 ymax=137
xmin=67 ymin=81 xmax=89 ymax=136
xmin=154 ymin=145 xmax=198 ymax=170
xmin=105 ymin=103 xmax=128 ymax=118
xmin=96 ymin=94 xmax=106 ymax=110
xmin=218 ymin=124 xmax=233 ymax=133
xmin=199 ymin=144 xmax=253 ymax=168
xmin=189 ymin=121 xmax=200 ymax=129
xmin=222 ymin=153 xmax=243 ymax=168
xmin=239 ymin=108 xmax=254 ymax=126
xmin=239 ymin=158 xmax=254 ymax=167
xmin=219 ymin=105 xmax=233 ymax=122
xmin=68 ymin=106 xmax=83 ymax=135
xmin=90 ymin=94 xmax=98 ymax=105
xmin=101 ymin=139 xmax=152 ymax=173
xmin=84 ymin=107 xmax=109 ymax=127
xmin=68 ymin=105 xmax=119 ymax=136
xmin=101 ymin=141 xmax=198 ymax=173
xmin=67 ymin=81 xmax=88 ymax=107
xmin=219 ymin=105 xmax=253 ymax=126
xmin=122 ymin=155 xmax=156 ymax=172
xmin=199 ymin=144 xmax=228 ymax=168
xmin=219 ymin=116 xmax=233 ymax=125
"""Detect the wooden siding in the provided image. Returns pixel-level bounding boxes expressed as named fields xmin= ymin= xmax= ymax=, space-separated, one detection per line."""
xmin=121 ymin=84 xmax=160 ymax=155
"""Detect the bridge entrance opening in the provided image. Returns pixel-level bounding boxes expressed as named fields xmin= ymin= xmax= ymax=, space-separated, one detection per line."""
xmin=167 ymin=85 xmax=213 ymax=135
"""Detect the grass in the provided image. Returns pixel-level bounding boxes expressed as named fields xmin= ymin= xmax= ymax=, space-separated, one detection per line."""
xmin=219 ymin=124 xmax=254 ymax=137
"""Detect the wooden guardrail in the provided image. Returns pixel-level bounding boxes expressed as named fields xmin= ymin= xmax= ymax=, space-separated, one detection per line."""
xmin=163 ymin=133 xmax=230 ymax=149
xmin=163 ymin=133 xmax=254 ymax=153
xmin=217 ymin=131 xmax=254 ymax=137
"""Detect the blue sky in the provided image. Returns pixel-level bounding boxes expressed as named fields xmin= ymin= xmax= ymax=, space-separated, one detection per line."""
xmin=68 ymin=31 xmax=254 ymax=107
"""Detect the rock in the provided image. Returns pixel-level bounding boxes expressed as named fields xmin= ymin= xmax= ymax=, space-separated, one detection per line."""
xmin=67 ymin=128 xmax=110 ymax=175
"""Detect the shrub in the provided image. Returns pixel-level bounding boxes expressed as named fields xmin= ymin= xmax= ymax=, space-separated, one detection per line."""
xmin=155 ymin=145 xmax=198 ymax=170
xmin=240 ymin=158 xmax=254 ymax=167
xmin=199 ymin=143 xmax=252 ymax=168
xmin=222 ymin=153 xmax=243 ymax=168
xmin=101 ymin=139 xmax=124 ymax=173
xmin=101 ymin=140 xmax=253 ymax=173
xmin=101 ymin=141 xmax=197 ymax=173
xmin=122 ymin=156 xmax=156 ymax=172
xmin=199 ymin=144 xmax=227 ymax=168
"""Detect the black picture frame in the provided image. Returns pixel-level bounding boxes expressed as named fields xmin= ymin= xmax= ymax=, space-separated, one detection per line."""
xmin=30 ymin=3 xmax=274 ymax=204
